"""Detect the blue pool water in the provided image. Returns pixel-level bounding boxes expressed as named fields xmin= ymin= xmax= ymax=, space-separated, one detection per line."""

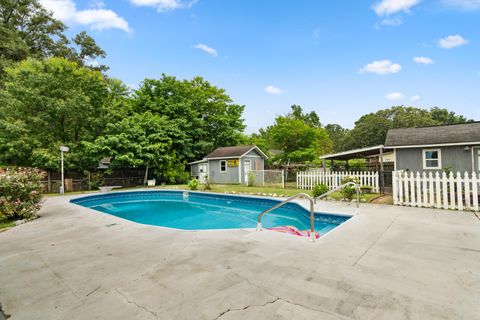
xmin=71 ymin=191 xmax=350 ymax=235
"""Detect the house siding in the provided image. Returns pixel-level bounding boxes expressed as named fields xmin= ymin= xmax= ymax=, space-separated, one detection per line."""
xmin=395 ymin=145 xmax=480 ymax=173
xmin=208 ymin=159 xmax=240 ymax=184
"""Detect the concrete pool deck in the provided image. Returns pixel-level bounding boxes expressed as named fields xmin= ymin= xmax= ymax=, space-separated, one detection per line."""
xmin=0 ymin=193 xmax=479 ymax=319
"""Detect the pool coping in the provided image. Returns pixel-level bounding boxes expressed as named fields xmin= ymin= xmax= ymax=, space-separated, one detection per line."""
xmin=68 ymin=189 xmax=355 ymax=240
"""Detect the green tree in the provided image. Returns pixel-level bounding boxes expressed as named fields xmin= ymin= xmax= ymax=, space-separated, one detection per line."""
xmin=131 ymin=75 xmax=245 ymax=161
xmin=0 ymin=0 xmax=107 ymax=80
xmin=324 ymin=124 xmax=350 ymax=152
xmin=0 ymin=57 xmax=113 ymax=171
xmin=89 ymin=112 xmax=189 ymax=183
xmin=264 ymin=105 xmax=332 ymax=163
xmin=345 ymin=106 xmax=472 ymax=149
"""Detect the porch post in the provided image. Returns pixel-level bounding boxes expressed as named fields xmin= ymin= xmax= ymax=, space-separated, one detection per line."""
xmin=322 ymin=159 xmax=327 ymax=172
xmin=379 ymin=147 xmax=385 ymax=194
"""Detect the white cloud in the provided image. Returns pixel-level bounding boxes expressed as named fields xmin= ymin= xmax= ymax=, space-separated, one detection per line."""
xmin=386 ymin=92 xmax=405 ymax=100
xmin=359 ymin=60 xmax=402 ymax=75
xmin=265 ymin=85 xmax=285 ymax=95
xmin=442 ymin=0 xmax=480 ymax=10
xmin=130 ymin=0 xmax=196 ymax=12
xmin=40 ymin=0 xmax=131 ymax=33
xmin=438 ymin=35 xmax=468 ymax=49
xmin=375 ymin=17 xmax=403 ymax=28
xmin=413 ymin=56 xmax=434 ymax=64
xmin=373 ymin=0 xmax=420 ymax=15
xmin=193 ymin=44 xmax=218 ymax=57
xmin=410 ymin=95 xmax=421 ymax=101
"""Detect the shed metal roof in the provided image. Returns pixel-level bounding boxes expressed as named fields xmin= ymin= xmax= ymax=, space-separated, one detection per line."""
xmin=319 ymin=145 xmax=391 ymax=161
xmin=385 ymin=122 xmax=480 ymax=147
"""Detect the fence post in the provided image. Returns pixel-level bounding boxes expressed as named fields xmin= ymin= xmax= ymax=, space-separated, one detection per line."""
xmin=449 ymin=172 xmax=456 ymax=210
xmin=464 ymin=172 xmax=470 ymax=210
xmin=472 ymin=173 xmax=479 ymax=211
xmin=435 ymin=172 xmax=441 ymax=209
xmin=392 ymin=171 xmax=398 ymax=205
xmin=398 ymin=171 xmax=404 ymax=205
xmin=428 ymin=172 xmax=434 ymax=208
xmin=456 ymin=172 xmax=463 ymax=211
xmin=441 ymin=172 xmax=448 ymax=210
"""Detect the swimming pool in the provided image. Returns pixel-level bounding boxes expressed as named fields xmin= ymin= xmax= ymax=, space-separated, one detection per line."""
xmin=71 ymin=191 xmax=350 ymax=235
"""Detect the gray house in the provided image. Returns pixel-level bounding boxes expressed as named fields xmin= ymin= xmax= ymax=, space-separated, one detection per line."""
xmin=386 ymin=122 xmax=480 ymax=173
xmin=188 ymin=145 xmax=268 ymax=184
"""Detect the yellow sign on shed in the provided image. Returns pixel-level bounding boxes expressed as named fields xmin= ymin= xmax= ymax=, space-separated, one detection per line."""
xmin=227 ymin=159 xmax=239 ymax=167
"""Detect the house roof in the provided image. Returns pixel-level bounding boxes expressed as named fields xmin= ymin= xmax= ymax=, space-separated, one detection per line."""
xmin=385 ymin=122 xmax=480 ymax=147
xmin=205 ymin=145 xmax=268 ymax=159
xmin=319 ymin=145 xmax=392 ymax=161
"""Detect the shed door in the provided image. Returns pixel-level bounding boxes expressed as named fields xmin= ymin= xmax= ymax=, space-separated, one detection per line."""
xmin=243 ymin=160 xmax=251 ymax=185
xmin=198 ymin=163 xmax=207 ymax=183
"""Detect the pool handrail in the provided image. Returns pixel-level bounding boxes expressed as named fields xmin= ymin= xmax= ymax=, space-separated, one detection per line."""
xmin=314 ymin=182 xmax=361 ymax=209
xmin=256 ymin=193 xmax=316 ymax=242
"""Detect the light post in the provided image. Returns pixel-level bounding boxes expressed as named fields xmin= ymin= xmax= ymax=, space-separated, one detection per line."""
xmin=59 ymin=146 xmax=69 ymax=194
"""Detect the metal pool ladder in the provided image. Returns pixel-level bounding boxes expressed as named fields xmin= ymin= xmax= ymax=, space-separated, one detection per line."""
xmin=256 ymin=193 xmax=316 ymax=242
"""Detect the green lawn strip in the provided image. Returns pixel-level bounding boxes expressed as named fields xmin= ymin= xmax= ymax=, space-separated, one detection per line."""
xmin=0 ymin=217 xmax=15 ymax=230
xmin=42 ymin=183 xmax=380 ymax=203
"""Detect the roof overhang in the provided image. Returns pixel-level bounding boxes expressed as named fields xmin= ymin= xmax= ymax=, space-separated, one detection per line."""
xmin=187 ymin=159 xmax=208 ymax=165
xmin=240 ymin=146 xmax=269 ymax=159
xmin=319 ymin=145 xmax=392 ymax=161
xmin=386 ymin=141 xmax=480 ymax=149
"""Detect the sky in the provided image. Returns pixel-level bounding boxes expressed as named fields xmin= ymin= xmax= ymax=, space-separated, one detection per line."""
xmin=39 ymin=0 xmax=480 ymax=133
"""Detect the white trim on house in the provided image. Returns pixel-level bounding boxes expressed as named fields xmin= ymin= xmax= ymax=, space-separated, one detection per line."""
xmin=187 ymin=159 xmax=208 ymax=165
xmin=219 ymin=160 xmax=227 ymax=173
xmin=422 ymin=148 xmax=442 ymax=170
xmin=388 ymin=141 xmax=480 ymax=149
xmin=239 ymin=146 xmax=269 ymax=159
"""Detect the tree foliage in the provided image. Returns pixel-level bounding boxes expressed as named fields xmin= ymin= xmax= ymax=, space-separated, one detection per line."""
xmin=255 ymin=105 xmax=332 ymax=164
xmin=335 ymin=106 xmax=472 ymax=150
xmin=0 ymin=57 xmax=112 ymax=171
xmin=89 ymin=112 xmax=189 ymax=183
xmin=0 ymin=0 xmax=107 ymax=81
xmin=131 ymin=75 xmax=246 ymax=161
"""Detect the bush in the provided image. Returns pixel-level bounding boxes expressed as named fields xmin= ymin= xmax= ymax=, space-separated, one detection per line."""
xmin=360 ymin=185 xmax=373 ymax=194
xmin=340 ymin=176 xmax=360 ymax=201
xmin=0 ymin=167 xmax=45 ymax=220
xmin=187 ymin=178 xmax=199 ymax=190
xmin=202 ymin=176 xmax=211 ymax=191
xmin=247 ymin=171 xmax=256 ymax=187
xmin=312 ymin=183 xmax=329 ymax=198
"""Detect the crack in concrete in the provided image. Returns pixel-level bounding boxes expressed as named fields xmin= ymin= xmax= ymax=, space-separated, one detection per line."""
xmin=115 ymin=288 xmax=158 ymax=319
xmin=213 ymin=297 xmax=280 ymax=320
xmin=85 ymin=286 xmax=101 ymax=297
xmin=351 ymin=213 xmax=401 ymax=267
xmin=230 ymin=271 xmax=345 ymax=319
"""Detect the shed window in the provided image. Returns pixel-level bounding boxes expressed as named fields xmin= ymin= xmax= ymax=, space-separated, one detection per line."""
xmin=220 ymin=160 xmax=227 ymax=173
xmin=423 ymin=149 xmax=441 ymax=169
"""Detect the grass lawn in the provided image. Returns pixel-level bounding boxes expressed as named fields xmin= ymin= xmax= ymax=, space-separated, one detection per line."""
xmin=42 ymin=183 xmax=381 ymax=203
xmin=0 ymin=217 xmax=15 ymax=231
xmin=156 ymin=184 xmax=381 ymax=202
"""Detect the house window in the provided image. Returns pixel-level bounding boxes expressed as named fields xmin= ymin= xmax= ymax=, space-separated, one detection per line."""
xmin=423 ymin=149 xmax=441 ymax=169
xmin=220 ymin=160 xmax=227 ymax=173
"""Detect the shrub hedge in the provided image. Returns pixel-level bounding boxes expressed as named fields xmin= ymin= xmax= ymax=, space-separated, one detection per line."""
xmin=0 ymin=167 xmax=45 ymax=220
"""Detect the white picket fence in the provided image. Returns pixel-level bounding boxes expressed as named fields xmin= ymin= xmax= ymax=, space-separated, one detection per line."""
xmin=393 ymin=171 xmax=480 ymax=212
xmin=296 ymin=171 xmax=379 ymax=192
